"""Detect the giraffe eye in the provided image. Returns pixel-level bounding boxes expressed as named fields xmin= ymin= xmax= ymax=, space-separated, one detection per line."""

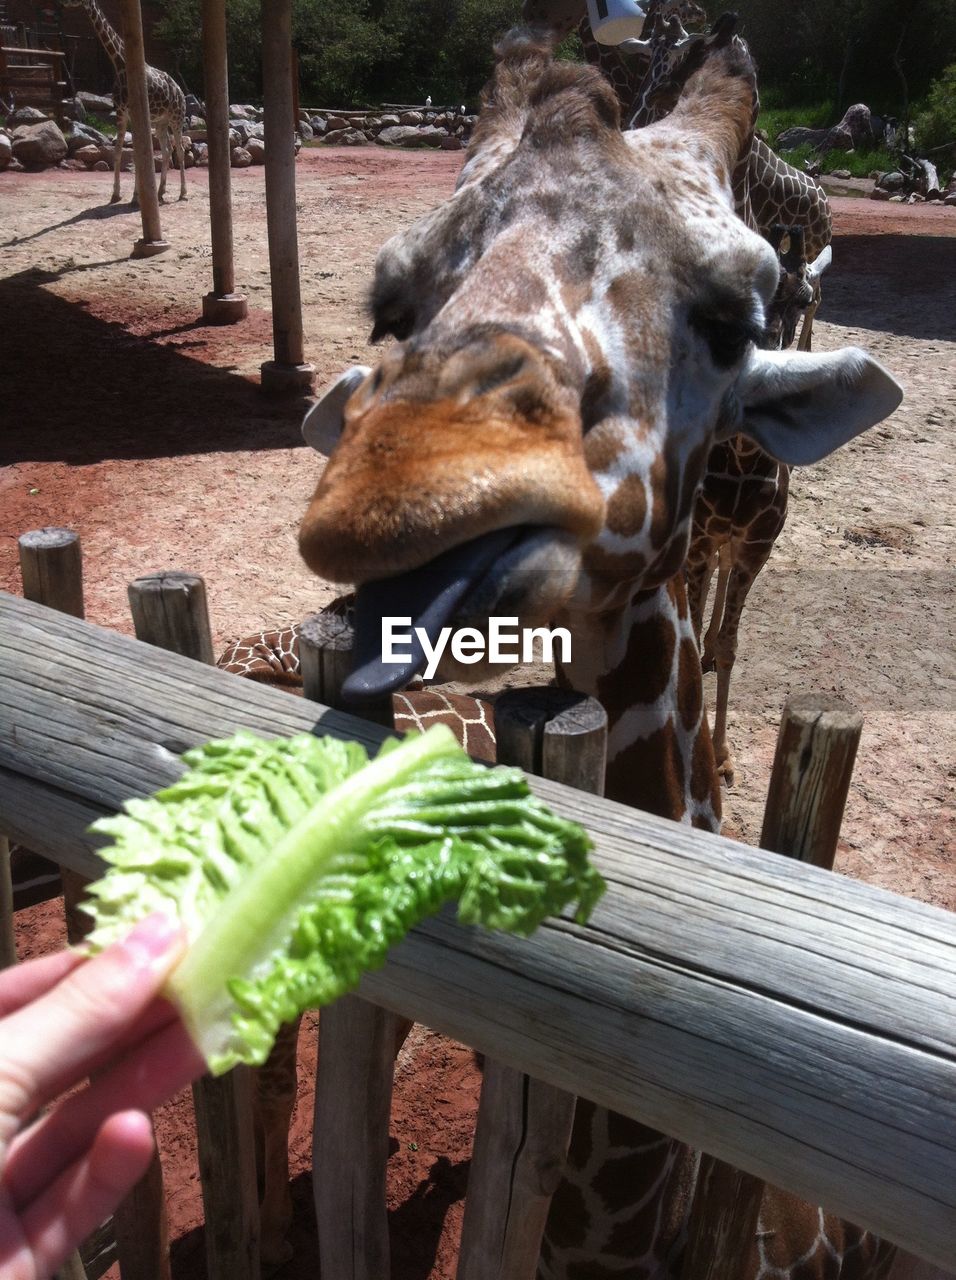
xmin=690 ymin=304 xmax=763 ymax=369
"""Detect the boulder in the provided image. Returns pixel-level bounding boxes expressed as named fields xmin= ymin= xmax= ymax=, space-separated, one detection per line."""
xmin=399 ymin=110 xmax=423 ymax=126
xmin=193 ymin=142 xmax=208 ymax=165
xmin=11 ymin=121 xmax=67 ymax=169
xmin=829 ymin=168 xmax=852 ymax=180
xmin=63 ymin=96 xmax=86 ymax=122
xmin=376 ymin=125 xmax=427 ymax=146
xmin=877 ymin=170 xmax=905 ymax=192
xmin=311 ymin=115 xmax=328 ymax=134
xmin=8 ymin=106 xmax=50 ymax=126
xmin=777 ymin=125 xmax=828 ymax=152
xmin=247 ymin=138 xmax=266 ymax=164
xmin=231 ymin=146 xmax=252 ymax=167
xmin=326 ymin=115 xmax=351 ymax=131
xmin=869 ymin=186 xmax=891 ymax=201
xmin=378 ymin=113 xmax=401 ymax=127
xmin=944 ymin=191 xmax=956 ymax=206
xmin=185 ymin=94 xmax=204 ymax=120
xmin=74 ymin=144 xmax=101 ymax=167
xmin=298 ymin=120 xmax=314 ymax=141
xmin=0 ymin=133 xmax=11 ymax=171
xmin=440 ymin=135 xmax=463 ymax=151
xmin=323 ymin=127 xmax=368 ymax=146
xmin=418 ymin=125 xmax=446 ymax=146
xmin=93 ymin=159 xmax=111 ymax=172
xmin=229 ymin=103 xmax=254 ymax=119
xmin=77 ymin=91 xmax=115 ymax=116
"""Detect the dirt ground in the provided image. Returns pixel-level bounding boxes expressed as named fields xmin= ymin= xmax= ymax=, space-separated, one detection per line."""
xmin=2 ymin=151 xmax=954 ymax=1278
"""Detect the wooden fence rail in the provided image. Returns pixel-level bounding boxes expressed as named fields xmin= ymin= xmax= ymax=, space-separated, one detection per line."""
xmin=1 ymin=589 xmax=955 ymax=1269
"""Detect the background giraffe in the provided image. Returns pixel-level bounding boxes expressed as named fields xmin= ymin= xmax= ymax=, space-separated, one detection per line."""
xmin=63 ymin=0 xmax=187 ymax=205
xmin=296 ymin=24 xmax=901 ymax=1279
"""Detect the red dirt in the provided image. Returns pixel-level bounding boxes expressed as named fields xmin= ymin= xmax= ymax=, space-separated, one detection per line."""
xmin=3 ymin=151 xmax=954 ymax=1278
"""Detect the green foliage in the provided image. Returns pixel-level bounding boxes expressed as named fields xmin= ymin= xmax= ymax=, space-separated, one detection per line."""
xmin=774 ymin=142 xmax=897 ymax=178
xmin=914 ymin=64 xmax=956 ymax=153
xmin=156 ymin=0 xmax=523 ymax=107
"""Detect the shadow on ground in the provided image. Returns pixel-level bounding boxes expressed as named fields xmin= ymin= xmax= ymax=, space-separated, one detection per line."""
xmin=0 ymin=266 xmax=310 ymax=465
xmin=824 ymin=234 xmax=956 ymax=341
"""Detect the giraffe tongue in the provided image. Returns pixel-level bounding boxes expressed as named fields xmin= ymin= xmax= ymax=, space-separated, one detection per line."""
xmin=342 ymin=527 xmax=518 ymax=703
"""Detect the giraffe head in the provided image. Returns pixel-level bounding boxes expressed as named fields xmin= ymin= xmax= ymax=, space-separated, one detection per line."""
xmin=763 ymin=225 xmax=831 ymax=350
xmin=300 ymin=27 xmax=900 ymax=696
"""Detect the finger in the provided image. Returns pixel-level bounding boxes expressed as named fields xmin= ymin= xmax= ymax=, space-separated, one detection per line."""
xmin=5 ymin=1016 xmax=204 ymax=1211
xmin=18 ymin=1111 xmax=156 ymax=1280
xmin=0 ymin=915 xmax=185 ymax=1126
xmin=0 ymin=949 xmax=85 ymax=1017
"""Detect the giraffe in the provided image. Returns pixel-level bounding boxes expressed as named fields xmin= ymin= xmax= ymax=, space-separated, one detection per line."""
xmin=683 ymin=226 xmax=832 ymax=783
xmin=64 ymin=0 xmax=187 ymax=204
xmin=296 ymin=25 xmax=902 ymax=1279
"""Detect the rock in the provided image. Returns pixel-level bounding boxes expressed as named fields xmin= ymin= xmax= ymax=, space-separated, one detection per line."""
xmin=907 ymin=193 xmax=924 ymax=203
xmin=61 ymin=158 xmax=87 ymax=171
xmin=93 ymin=159 xmax=111 ymax=172
xmin=184 ymin=149 xmax=196 ymax=168
xmin=74 ymin=144 xmax=101 ymax=167
xmin=944 ymin=191 xmax=956 ymax=206
xmin=418 ymin=125 xmax=446 ymax=147
xmin=11 ymin=121 xmax=68 ymax=168
xmin=229 ymin=103 xmax=253 ymax=119
xmin=777 ymin=125 xmax=828 ymax=152
xmin=439 ymin=135 xmax=463 ymax=151
xmin=323 ymin=127 xmax=367 ymax=146
xmin=8 ymin=106 xmax=51 ymax=126
xmin=830 ymin=169 xmax=852 ymax=180
xmin=247 ymin=138 xmax=265 ymax=164
xmin=298 ymin=120 xmax=314 ymax=141
xmin=311 ymin=115 xmax=327 ymax=134
xmin=378 ymin=113 xmax=401 ymax=128
xmin=193 ymin=142 xmax=208 ymax=165
xmin=63 ymin=96 xmax=86 ymax=122
xmin=399 ymin=110 xmax=423 ymax=126
xmin=77 ymin=91 xmax=115 ymax=116
xmin=877 ymin=171 xmax=905 ymax=192
xmin=375 ymin=125 xmax=426 ymax=146
xmin=185 ymin=94 xmax=204 ymax=120
xmin=869 ymin=186 xmax=891 ymax=201
xmin=231 ymin=145 xmax=252 ymax=167
xmin=325 ymin=115 xmax=351 ymax=131
xmin=0 ymin=133 xmax=11 ymax=171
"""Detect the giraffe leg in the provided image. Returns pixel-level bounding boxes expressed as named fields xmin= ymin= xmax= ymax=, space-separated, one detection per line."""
xmin=111 ymin=108 xmax=125 ymax=203
xmin=174 ymin=120 xmax=188 ymax=200
xmin=709 ymin=561 xmax=764 ymax=786
xmin=686 ymin=548 xmax=717 ymax=651
xmin=254 ymin=1017 xmax=301 ymax=1269
xmin=797 ymin=289 xmax=820 ymax=351
xmin=700 ymin=543 xmax=732 ymax=674
xmin=157 ymin=126 xmax=170 ymax=202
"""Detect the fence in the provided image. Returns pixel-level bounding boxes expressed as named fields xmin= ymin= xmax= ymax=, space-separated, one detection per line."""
xmin=1 ymin=529 xmax=954 ymax=1280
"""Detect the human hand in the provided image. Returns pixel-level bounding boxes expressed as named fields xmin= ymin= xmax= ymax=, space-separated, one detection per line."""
xmin=0 ymin=915 xmax=205 ymax=1280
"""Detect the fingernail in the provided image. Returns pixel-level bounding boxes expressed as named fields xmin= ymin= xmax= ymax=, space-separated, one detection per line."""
xmin=120 ymin=913 xmax=184 ymax=969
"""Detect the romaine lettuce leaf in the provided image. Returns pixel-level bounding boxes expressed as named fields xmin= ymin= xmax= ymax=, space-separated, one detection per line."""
xmin=84 ymin=724 xmax=604 ymax=1073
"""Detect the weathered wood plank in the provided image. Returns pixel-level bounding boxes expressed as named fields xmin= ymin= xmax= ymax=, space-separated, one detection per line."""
xmin=1 ymin=593 xmax=954 ymax=1267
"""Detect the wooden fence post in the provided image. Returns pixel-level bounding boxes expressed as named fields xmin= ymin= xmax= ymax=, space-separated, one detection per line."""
xmin=128 ymin=572 xmax=260 ymax=1280
xmin=15 ymin=531 xmax=101 ymax=1280
xmin=302 ymin=608 xmax=411 ymax=1280
xmin=680 ymin=693 xmax=864 ymax=1280
xmin=456 ymin=687 xmax=607 ymax=1280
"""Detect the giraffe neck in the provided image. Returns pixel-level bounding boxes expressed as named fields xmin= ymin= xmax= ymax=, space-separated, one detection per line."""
xmin=79 ymin=0 xmax=125 ymax=70
xmin=557 ymin=579 xmax=721 ymax=827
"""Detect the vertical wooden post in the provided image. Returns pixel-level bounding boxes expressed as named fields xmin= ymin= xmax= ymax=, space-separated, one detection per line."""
xmin=0 ymin=837 xmax=15 ymax=969
xmin=302 ymin=607 xmax=409 ymax=1280
xmin=456 ymin=688 xmax=606 ymax=1280
xmin=259 ymin=0 xmax=314 ymax=393
xmin=116 ymin=0 xmax=168 ymax=257
xmin=680 ymin=693 xmax=864 ymax=1280
xmin=201 ymin=0 xmax=247 ymax=322
xmin=127 ymin=572 xmax=260 ymax=1280
xmin=17 ymin=529 xmax=155 ymax=1280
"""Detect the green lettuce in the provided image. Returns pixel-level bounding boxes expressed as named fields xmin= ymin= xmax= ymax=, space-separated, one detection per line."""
xmin=84 ymin=724 xmax=604 ymax=1074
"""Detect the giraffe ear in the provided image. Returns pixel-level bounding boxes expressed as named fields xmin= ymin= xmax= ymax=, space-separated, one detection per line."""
xmin=302 ymin=366 xmax=371 ymax=455
xmin=730 ymin=347 xmax=903 ymax=466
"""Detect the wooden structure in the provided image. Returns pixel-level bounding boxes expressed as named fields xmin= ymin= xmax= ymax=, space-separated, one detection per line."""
xmin=0 ymin=43 xmax=67 ymax=122
xmin=1 ymin=535 xmax=955 ymax=1276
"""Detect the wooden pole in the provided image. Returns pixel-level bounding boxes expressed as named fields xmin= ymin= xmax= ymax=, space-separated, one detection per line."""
xmin=116 ymin=0 xmax=168 ymax=258
xmin=127 ymin=572 xmax=260 ymax=1280
xmin=200 ymin=0 xmax=247 ymax=323
xmin=16 ymin=530 xmax=153 ymax=1280
xmin=456 ymin=688 xmax=604 ymax=1280
xmin=0 ymin=838 xmax=14 ymax=969
xmin=680 ymin=693 xmax=865 ymax=1280
xmin=259 ymin=0 xmax=314 ymax=393
xmin=304 ymin=606 xmax=408 ymax=1280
